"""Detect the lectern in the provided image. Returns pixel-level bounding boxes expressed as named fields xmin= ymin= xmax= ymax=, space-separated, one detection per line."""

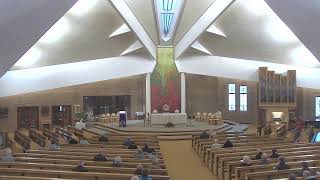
xmin=119 ymin=111 xmax=127 ymax=127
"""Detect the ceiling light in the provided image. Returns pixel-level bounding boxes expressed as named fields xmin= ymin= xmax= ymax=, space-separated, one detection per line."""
xmin=38 ymin=17 xmax=71 ymax=44
xmin=265 ymin=19 xmax=298 ymax=43
xmin=240 ymin=0 xmax=270 ymax=16
xmin=68 ymin=0 xmax=99 ymax=17
xmin=15 ymin=47 xmax=42 ymax=67
xmin=290 ymin=45 xmax=319 ymax=67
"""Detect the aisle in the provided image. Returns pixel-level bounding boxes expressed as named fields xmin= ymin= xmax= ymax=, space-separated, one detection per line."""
xmin=159 ymin=140 xmax=217 ymax=180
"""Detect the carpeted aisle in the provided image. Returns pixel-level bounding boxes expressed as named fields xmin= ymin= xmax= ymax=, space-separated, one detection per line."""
xmin=159 ymin=140 xmax=218 ymax=180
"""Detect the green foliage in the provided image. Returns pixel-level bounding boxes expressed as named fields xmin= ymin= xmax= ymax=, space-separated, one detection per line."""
xmin=75 ymin=112 xmax=88 ymax=123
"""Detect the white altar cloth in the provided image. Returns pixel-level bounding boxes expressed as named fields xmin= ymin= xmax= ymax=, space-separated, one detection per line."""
xmin=75 ymin=122 xmax=86 ymax=129
xmin=151 ymin=113 xmax=187 ymax=125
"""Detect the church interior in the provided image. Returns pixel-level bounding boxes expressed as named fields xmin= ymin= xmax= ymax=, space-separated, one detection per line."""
xmin=0 ymin=0 xmax=320 ymax=179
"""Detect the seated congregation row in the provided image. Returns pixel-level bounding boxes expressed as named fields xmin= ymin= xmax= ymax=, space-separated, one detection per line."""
xmin=0 ymin=128 xmax=169 ymax=180
xmin=195 ymin=131 xmax=320 ymax=180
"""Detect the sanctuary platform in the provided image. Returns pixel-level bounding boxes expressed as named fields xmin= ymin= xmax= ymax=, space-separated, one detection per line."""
xmin=87 ymin=120 xmax=248 ymax=140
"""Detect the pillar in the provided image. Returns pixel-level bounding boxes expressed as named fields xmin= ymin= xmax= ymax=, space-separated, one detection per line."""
xmin=181 ymin=72 xmax=186 ymax=113
xmin=146 ymin=73 xmax=151 ymax=114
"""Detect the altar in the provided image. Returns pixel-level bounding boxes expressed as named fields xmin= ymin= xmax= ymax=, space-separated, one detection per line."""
xmin=151 ymin=113 xmax=188 ymax=125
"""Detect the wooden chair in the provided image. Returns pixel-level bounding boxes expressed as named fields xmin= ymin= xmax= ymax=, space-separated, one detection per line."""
xmin=201 ymin=112 xmax=207 ymax=122
xmin=195 ymin=112 xmax=201 ymax=121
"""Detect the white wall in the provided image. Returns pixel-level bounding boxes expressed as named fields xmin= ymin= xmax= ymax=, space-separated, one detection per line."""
xmin=0 ymin=56 xmax=156 ymax=97
xmin=176 ymin=55 xmax=320 ymax=89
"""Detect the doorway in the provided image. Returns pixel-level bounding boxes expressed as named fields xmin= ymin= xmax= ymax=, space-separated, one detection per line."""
xmin=52 ymin=105 xmax=72 ymax=127
xmin=17 ymin=107 xmax=39 ymax=129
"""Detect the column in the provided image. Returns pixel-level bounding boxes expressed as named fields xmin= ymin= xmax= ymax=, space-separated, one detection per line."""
xmin=181 ymin=73 xmax=186 ymax=113
xmin=146 ymin=73 xmax=151 ymax=115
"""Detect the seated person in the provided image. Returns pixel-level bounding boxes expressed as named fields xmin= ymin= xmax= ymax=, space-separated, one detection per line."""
xmin=148 ymin=151 xmax=157 ymax=161
xmin=48 ymin=140 xmax=60 ymax=150
xmin=270 ymin=148 xmax=280 ymax=158
xmin=135 ymin=148 xmax=145 ymax=159
xmin=93 ymin=153 xmax=107 ymax=161
xmin=98 ymin=135 xmax=109 ymax=142
xmin=123 ymin=137 xmax=134 ymax=147
xmin=128 ymin=142 xmax=138 ymax=149
xmin=210 ymin=139 xmax=222 ymax=149
xmin=298 ymin=162 xmax=314 ymax=177
xmin=199 ymin=131 xmax=209 ymax=139
xmin=135 ymin=164 xmax=143 ymax=175
xmin=288 ymin=173 xmax=297 ymax=180
xmin=222 ymin=139 xmax=233 ymax=148
xmin=68 ymin=138 xmax=78 ymax=144
xmin=79 ymin=137 xmax=90 ymax=145
xmin=142 ymin=144 xmax=153 ymax=153
xmin=254 ymin=149 xmax=263 ymax=160
xmin=1 ymin=148 xmax=14 ymax=162
xmin=72 ymin=161 xmax=88 ymax=172
xmin=303 ymin=170 xmax=317 ymax=180
xmin=274 ymin=156 xmax=290 ymax=170
xmin=140 ymin=168 xmax=153 ymax=180
xmin=151 ymin=158 xmax=160 ymax=169
xmin=260 ymin=153 xmax=270 ymax=165
xmin=131 ymin=176 xmax=139 ymax=180
xmin=113 ymin=156 xmax=122 ymax=167
xmin=240 ymin=156 xmax=252 ymax=166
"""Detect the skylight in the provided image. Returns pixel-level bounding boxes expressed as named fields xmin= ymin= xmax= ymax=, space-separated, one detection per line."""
xmin=155 ymin=0 xmax=184 ymax=42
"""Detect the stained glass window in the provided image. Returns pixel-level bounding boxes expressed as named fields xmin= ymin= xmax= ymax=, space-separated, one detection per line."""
xmin=228 ymin=84 xmax=236 ymax=111
xmin=240 ymin=85 xmax=248 ymax=111
xmin=316 ymin=96 xmax=320 ymax=117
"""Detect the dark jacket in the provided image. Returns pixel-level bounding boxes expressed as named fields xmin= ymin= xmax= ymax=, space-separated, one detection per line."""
xmin=275 ymin=163 xmax=290 ymax=170
xmin=223 ymin=140 xmax=233 ymax=148
xmin=200 ymin=132 xmax=209 ymax=139
xmin=69 ymin=139 xmax=78 ymax=144
xmin=98 ymin=136 xmax=109 ymax=142
xmin=93 ymin=154 xmax=107 ymax=161
xmin=128 ymin=144 xmax=138 ymax=149
xmin=72 ymin=165 xmax=88 ymax=172
xmin=255 ymin=152 xmax=263 ymax=160
xmin=270 ymin=153 xmax=280 ymax=159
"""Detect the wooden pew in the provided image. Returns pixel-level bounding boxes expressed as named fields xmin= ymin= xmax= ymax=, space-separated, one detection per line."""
xmin=218 ymin=147 xmax=320 ymax=179
xmin=207 ymin=140 xmax=293 ymax=171
xmin=0 ymin=162 xmax=168 ymax=175
xmin=0 ymin=168 xmax=170 ymax=180
xmin=13 ymin=153 xmax=165 ymax=163
xmin=14 ymin=131 xmax=31 ymax=150
xmin=61 ymin=144 xmax=160 ymax=150
xmin=0 ymin=176 xmax=75 ymax=180
xmin=29 ymin=128 xmax=46 ymax=147
xmin=14 ymin=157 xmax=159 ymax=168
xmin=26 ymin=150 xmax=164 ymax=159
xmin=246 ymin=167 xmax=320 ymax=180
xmin=235 ymin=159 xmax=320 ymax=180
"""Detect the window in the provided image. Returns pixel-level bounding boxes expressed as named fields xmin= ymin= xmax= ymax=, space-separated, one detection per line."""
xmin=316 ymin=96 xmax=320 ymax=117
xmin=154 ymin=0 xmax=184 ymax=41
xmin=228 ymin=84 xmax=236 ymax=111
xmin=240 ymin=85 xmax=248 ymax=111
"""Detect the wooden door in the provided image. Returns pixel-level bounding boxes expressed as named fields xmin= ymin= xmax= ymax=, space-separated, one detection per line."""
xmin=17 ymin=107 xmax=39 ymax=129
xmin=52 ymin=105 xmax=72 ymax=127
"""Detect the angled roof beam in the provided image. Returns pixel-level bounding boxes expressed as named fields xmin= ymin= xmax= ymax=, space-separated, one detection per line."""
xmin=109 ymin=0 xmax=157 ymax=59
xmin=175 ymin=0 xmax=235 ymax=59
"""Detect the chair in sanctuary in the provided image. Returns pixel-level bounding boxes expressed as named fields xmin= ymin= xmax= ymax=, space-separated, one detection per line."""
xmin=152 ymin=109 xmax=158 ymax=113
xmin=174 ymin=109 xmax=180 ymax=113
xmin=195 ymin=112 xmax=201 ymax=121
xmin=111 ymin=113 xmax=118 ymax=123
xmin=201 ymin=112 xmax=208 ymax=122
xmin=106 ymin=113 xmax=111 ymax=123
